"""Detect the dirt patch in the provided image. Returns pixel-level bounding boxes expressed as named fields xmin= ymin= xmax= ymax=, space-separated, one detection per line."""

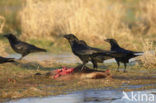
xmin=0 ymin=63 xmax=156 ymax=102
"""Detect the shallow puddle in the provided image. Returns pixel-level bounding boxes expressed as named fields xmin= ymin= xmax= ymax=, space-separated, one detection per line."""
xmin=8 ymin=53 xmax=140 ymax=65
xmin=8 ymin=53 xmax=81 ymax=64
xmin=7 ymin=87 xmax=156 ymax=103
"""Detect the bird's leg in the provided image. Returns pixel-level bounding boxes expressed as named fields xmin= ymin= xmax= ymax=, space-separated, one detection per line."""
xmin=116 ymin=61 xmax=120 ymax=72
xmin=94 ymin=65 xmax=98 ymax=70
xmin=92 ymin=60 xmax=98 ymax=69
xmin=19 ymin=54 xmax=27 ymax=60
xmin=81 ymin=65 xmax=85 ymax=71
xmin=123 ymin=63 xmax=127 ymax=73
xmin=81 ymin=62 xmax=87 ymax=71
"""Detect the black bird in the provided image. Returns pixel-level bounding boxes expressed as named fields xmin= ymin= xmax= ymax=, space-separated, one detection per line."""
xmin=64 ymin=34 xmax=123 ymax=70
xmin=0 ymin=56 xmax=15 ymax=64
xmin=4 ymin=33 xmax=47 ymax=59
xmin=105 ymin=39 xmax=143 ymax=72
xmin=79 ymin=40 xmax=113 ymax=69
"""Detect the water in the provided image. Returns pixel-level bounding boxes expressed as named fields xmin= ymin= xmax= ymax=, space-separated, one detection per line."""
xmin=7 ymin=53 xmax=140 ymax=65
xmin=6 ymin=88 xmax=156 ymax=103
xmin=8 ymin=53 xmax=81 ymax=64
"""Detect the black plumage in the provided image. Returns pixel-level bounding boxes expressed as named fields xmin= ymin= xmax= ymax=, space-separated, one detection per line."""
xmin=4 ymin=33 xmax=47 ymax=59
xmin=79 ymin=40 xmax=113 ymax=69
xmin=64 ymin=34 xmax=123 ymax=70
xmin=0 ymin=56 xmax=15 ymax=64
xmin=105 ymin=38 xmax=143 ymax=72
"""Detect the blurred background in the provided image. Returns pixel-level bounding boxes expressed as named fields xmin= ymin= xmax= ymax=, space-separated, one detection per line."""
xmin=0 ymin=1 xmax=156 ymax=101
xmin=0 ymin=0 xmax=156 ymax=55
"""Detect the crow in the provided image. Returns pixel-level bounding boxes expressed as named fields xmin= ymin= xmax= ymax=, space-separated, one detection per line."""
xmin=0 ymin=56 xmax=15 ymax=64
xmin=79 ymin=40 xmax=113 ymax=69
xmin=64 ymin=34 xmax=123 ymax=70
xmin=105 ymin=39 xmax=143 ymax=72
xmin=4 ymin=33 xmax=47 ymax=59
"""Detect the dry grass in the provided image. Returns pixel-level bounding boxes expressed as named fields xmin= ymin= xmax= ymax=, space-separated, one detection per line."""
xmin=9 ymin=0 xmax=156 ymax=69
xmin=19 ymin=0 xmax=134 ymax=43
xmin=140 ymin=40 xmax=156 ymax=69
xmin=0 ymin=0 xmax=155 ymax=44
xmin=0 ymin=15 xmax=7 ymax=55
xmin=20 ymin=0 xmax=156 ymax=51
xmin=0 ymin=15 xmax=5 ymax=33
xmin=0 ymin=16 xmax=7 ymax=55
xmin=133 ymin=7 xmax=156 ymax=70
xmin=137 ymin=0 xmax=156 ymax=35
xmin=0 ymin=41 xmax=7 ymax=56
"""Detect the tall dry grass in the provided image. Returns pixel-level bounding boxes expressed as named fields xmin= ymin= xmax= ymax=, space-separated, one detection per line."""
xmin=0 ymin=41 xmax=7 ymax=56
xmin=0 ymin=15 xmax=7 ymax=55
xmin=0 ymin=15 xmax=5 ymax=33
xmin=19 ymin=0 xmax=133 ymax=43
xmin=17 ymin=0 xmax=156 ymax=53
xmin=140 ymin=40 xmax=156 ymax=69
xmin=136 ymin=0 xmax=156 ymax=35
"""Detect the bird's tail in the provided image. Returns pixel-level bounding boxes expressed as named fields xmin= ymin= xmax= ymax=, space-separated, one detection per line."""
xmin=133 ymin=51 xmax=144 ymax=56
xmin=6 ymin=58 xmax=15 ymax=62
xmin=35 ymin=48 xmax=47 ymax=52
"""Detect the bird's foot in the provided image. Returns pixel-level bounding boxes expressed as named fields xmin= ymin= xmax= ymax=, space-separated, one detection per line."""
xmin=81 ymin=66 xmax=85 ymax=71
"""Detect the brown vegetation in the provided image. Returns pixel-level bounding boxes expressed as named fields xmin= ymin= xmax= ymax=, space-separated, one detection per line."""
xmin=139 ymin=40 xmax=156 ymax=69
xmin=19 ymin=0 xmax=130 ymax=41
xmin=137 ymin=0 xmax=156 ymax=35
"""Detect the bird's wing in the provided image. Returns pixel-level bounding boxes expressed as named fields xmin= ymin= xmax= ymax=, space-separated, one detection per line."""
xmin=15 ymin=42 xmax=27 ymax=51
xmin=90 ymin=47 xmax=126 ymax=57
xmin=75 ymin=46 xmax=124 ymax=57
xmin=113 ymin=47 xmax=134 ymax=54
xmin=15 ymin=42 xmax=31 ymax=50
xmin=74 ymin=46 xmax=105 ymax=55
xmin=73 ymin=40 xmax=124 ymax=57
xmin=15 ymin=41 xmax=41 ymax=52
xmin=93 ymin=50 xmax=126 ymax=58
xmin=112 ymin=47 xmax=144 ymax=59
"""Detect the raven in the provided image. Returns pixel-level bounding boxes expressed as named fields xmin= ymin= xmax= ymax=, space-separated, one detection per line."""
xmin=0 ymin=56 xmax=15 ymax=64
xmin=79 ymin=40 xmax=113 ymax=69
xmin=64 ymin=34 xmax=123 ymax=70
xmin=4 ymin=33 xmax=47 ymax=59
xmin=105 ymin=39 xmax=143 ymax=72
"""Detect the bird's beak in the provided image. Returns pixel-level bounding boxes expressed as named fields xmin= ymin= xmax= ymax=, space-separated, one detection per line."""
xmin=104 ymin=39 xmax=109 ymax=42
xmin=63 ymin=35 xmax=68 ymax=39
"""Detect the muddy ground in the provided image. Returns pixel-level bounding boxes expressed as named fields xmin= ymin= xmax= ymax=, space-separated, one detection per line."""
xmin=0 ymin=53 xmax=156 ymax=103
